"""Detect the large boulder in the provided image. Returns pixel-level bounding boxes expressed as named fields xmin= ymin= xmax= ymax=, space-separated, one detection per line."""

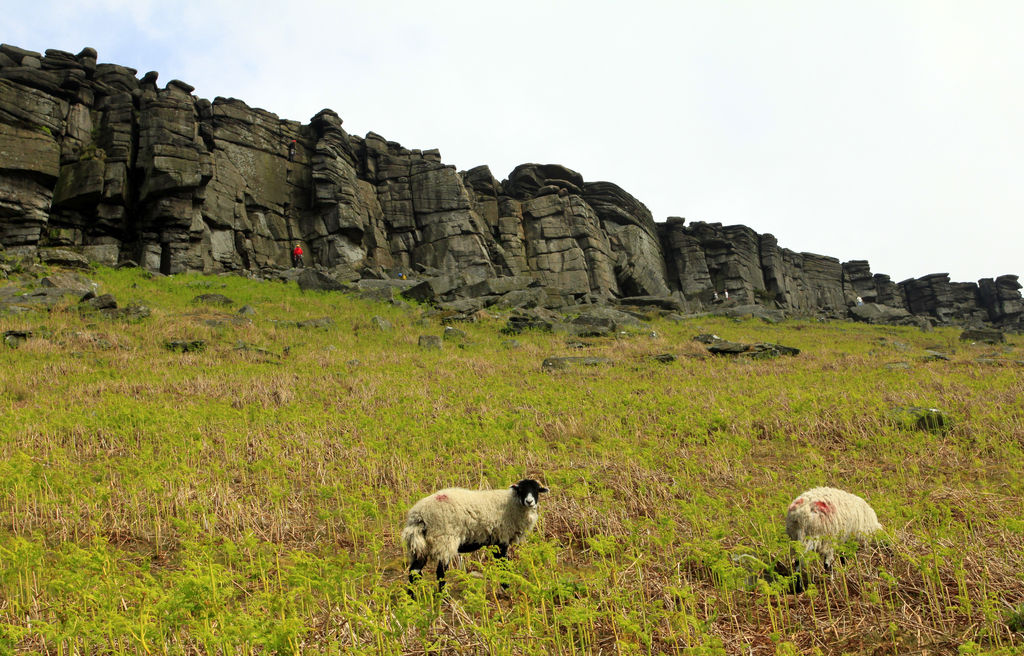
xmin=297 ymin=268 xmax=347 ymax=292
xmin=849 ymin=302 xmax=913 ymax=325
xmin=504 ymin=163 xmax=584 ymax=200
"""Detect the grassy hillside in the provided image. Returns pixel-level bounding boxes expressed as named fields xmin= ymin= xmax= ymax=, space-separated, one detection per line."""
xmin=1 ymin=267 xmax=1022 ymax=655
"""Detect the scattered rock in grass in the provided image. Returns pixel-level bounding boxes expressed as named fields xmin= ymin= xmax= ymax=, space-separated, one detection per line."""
xmin=295 ymin=317 xmax=333 ymax=329
xmin=570 ymin=307 xmax=645 ymax=335
xmin=889 ymin=406 xmax=952 ymax=434
xmin=164 ymin=339 xmax=206 ymax=353
xmin=443 ymin=326 xmax=467 ymax=341
xmin=442 ymin=309 xmax=486 ymax=325
xmin=541 ymin=356 xmax=611 ymax=370
xmin=885 ymin=361 xmax=912 ymax=370
xmin=1 ymin=286 xmax=80 ymax=312
xmin=706 ymin=339 xmax=800 ymax=358
xmin=975 ymin=357 xmax=1024 ymax=367
xmin=356 ymin=279 xmax=416 ymax=303
xmin=650 ymin=353 xmax=677 ymax=363
xmin=565 ymin=341 xmax=587 ymax=350
xmin=921 ymin=350 xmax=950 ymax=362
xmin=418 ymin=335 xmax=442 ymax=350
xmin=371 ymin=316 xmax=392 ymax=332
xmin=502 ymin=315 xmax=554 ymax=334
xmin=501 ymin=339 xmax=520 ymax=349
xmin=234 ymin=341 xmax=280 ymax=361
xmin=237 ymin=305 xmax=256 ymax=316
xmin=101 ymin=303 xmax=150 ymax=321
xmin=192 ymin=293 xmax=233 ymax=306
xmin=3 ymin=330 xmax=31 ymax=348
xmin=960 ymin=328 xmax=1005 ymax=344
xmin=693 ymin=333 xmax=721 ymax=344
xmin=706 ymin=339 xmax=749 ymax=355
xmin=746 ymin=343 xmax=801 ymax=358
xmin=81 ymin=293 xmax=117 ymax=310
xmin=568 ymin=324 xmax=611 ymax=338
xmin=40 ymin=272 xmax=95 ymax=295
xmin=85 ymin=335 xmax=114 ymax=350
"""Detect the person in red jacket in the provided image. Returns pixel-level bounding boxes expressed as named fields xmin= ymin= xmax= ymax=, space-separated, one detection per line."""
xmin=291 ymin=244 xmax=304 ymax=268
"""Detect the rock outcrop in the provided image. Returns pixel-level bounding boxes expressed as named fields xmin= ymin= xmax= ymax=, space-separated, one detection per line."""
xmin=1 ymin=44 xmax=1020 ymax=328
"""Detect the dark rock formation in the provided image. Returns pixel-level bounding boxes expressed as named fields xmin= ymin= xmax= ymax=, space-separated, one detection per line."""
xmin=1 ymin=44 xmax=1020 ymax=329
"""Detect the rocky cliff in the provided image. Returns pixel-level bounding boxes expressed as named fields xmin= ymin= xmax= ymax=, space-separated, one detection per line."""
xmin=1 ymin=44 xmax=1020 ymax=327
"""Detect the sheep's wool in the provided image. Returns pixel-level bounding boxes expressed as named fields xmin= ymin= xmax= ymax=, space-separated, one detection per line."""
xmin=786 ymin=487 xmax=882 ymax=566
xmin=403 ymin=487 xmax=539 ymax=564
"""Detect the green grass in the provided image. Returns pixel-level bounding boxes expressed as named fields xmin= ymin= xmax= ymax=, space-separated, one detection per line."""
xmin=1 ymin=266 xmax=1023 ymax=654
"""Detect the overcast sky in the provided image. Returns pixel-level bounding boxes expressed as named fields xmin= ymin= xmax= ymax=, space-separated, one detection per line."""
xmin=8 ymin=1 xmax=1022 ymax=282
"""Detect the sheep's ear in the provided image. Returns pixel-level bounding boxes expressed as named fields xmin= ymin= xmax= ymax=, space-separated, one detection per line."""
xmin=510 ymin=483 xmax=519 ymax=491
xmin=539 ymin=487 xmax=549 ymax=494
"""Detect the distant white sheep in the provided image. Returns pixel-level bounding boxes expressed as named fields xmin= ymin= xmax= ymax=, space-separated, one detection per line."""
xmin=401 ymin=478 xmax=548 ymax=589
xmin=786 ymin=486 xmax=882 ymax=570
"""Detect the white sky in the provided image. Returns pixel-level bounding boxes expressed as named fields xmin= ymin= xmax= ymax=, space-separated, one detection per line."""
xmin=7 ymin=0 xmax=1022 ymax=283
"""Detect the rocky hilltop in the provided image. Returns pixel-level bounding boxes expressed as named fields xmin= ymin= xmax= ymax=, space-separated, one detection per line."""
xmin=1 ymin=44 xmax=1020 ymax=327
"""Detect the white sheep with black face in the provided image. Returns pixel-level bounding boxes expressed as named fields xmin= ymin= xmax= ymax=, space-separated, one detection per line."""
xmin=401 ymin=478 xmax=548 ymax=589
xmin=786 ymin=486 xmax=882 ymax=570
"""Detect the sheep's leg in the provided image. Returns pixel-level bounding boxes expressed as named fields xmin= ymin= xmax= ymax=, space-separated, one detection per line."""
xmin=791 ymin=559 xmax=809 ymax=594
xmin=408 ymin=555 xmax=428 ymax=584
xmin=435 ymin=559 xmax=449 ymax=591
xmin=494 ymin=543 xmax=511 ymax=589
xmin=820 ymin=544 xmax=835 ymax=573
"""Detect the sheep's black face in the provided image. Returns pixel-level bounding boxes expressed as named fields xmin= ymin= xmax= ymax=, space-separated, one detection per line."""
xmin=511 ymin=479 xmax=548 ymax=508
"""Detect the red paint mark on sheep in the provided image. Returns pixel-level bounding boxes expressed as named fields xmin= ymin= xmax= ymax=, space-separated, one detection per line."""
xmin=788 ymin=498 xmax=805 ymax=511
xmin=812 ymin=500 xmax=832 ymax=514
xmin=435 ymin=494 xmax=449 ymax=502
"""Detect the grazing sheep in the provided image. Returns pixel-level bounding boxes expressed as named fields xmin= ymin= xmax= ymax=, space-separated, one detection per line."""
xmin=401 ymin=478 xmax=548 ymax=590
xmin=786 ymin=486 xmax=882 ymax=570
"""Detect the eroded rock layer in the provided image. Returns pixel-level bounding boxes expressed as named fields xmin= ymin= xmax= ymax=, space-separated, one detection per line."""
xmin=0 ymin=44 xmax=1020 ymax=327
